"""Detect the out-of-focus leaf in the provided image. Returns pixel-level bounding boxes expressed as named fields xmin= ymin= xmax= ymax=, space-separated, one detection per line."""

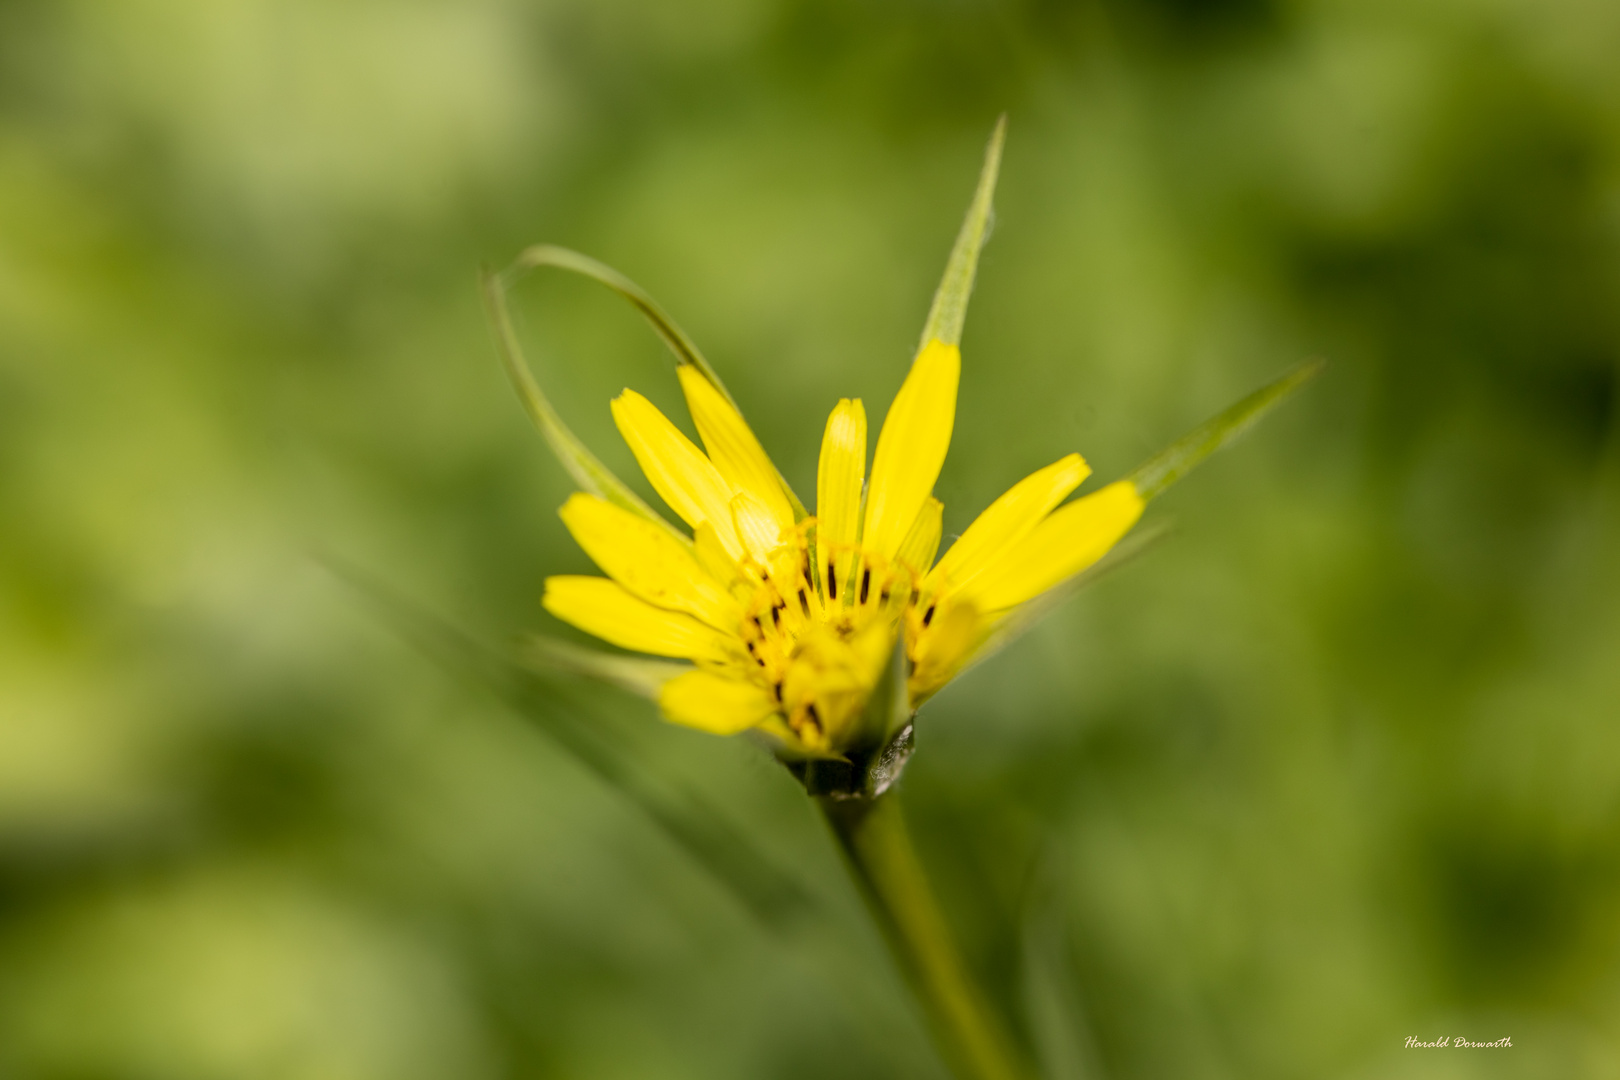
xmin=520 ymin=634 xmax=689 ymax=700
xmin=326 ymin=557 xmax=817 ymax=934
xmin=1128 ymin=359 xmax=1324 ymax=502
xmin=920 ymin=116 xmax=1006 ymax=350
xmin=492 ymin=245 xmax=810 ymax=520
xmin=1019 ymin=855 xmax=1103 ymax=1080
xmin=480 ymin=266 xmax=684 ymax=540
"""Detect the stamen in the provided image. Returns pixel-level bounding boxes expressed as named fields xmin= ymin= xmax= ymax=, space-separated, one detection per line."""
xmin=879 ymin=588 xmax=890 ymax=604
xmin=860 ymin=568 xmax=870 ymax=604
xmin=804 ymin=703 xmax=822 ymax=736
xmin=827 ymin=561 xmax=837 ymax=600
xmin=922 ymin=604 xmax=936 ymax=628
xmin=770 ymin=605 xmax=782 ymax=629
xmin=798 ymin=588 xmax=811 ymax=617
xmin=772 ymin=681 xmax=783 ymax=704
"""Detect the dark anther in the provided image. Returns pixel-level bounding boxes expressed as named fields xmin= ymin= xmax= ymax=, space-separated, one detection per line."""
xmin=827 ymin=561 xmax=837 ymax=600
xmin=773 ymin=682 xmax=783 ymax=703
xmin=879 ymin=589 xmax=890 ymax=604
xmin=860 ymin=568 xmax=871 ymax=604
xmin=922 ymin=604 xmax=936 ymax=628
xmin=770 ymin=605 xmax=781 ymax=629
xmin=804 ymin=703 xmax=822 ymax=735
xmin=798 ymin=588 xmax=811 ymax=617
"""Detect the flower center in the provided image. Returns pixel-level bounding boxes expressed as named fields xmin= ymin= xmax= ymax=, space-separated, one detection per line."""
xmin=730 ymin=522 xmax=922 ymax=752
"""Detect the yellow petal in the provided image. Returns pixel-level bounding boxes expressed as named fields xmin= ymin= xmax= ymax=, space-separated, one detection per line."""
xmin=927 ymin=454 xmax=1090 ymax=594
xmin=676 ymin=366 xmax=796 ymax=532
xmin=815 ymin=398 xmax=866 ymax=601
xmin=908 ymin=594 xmax=986 ymax=705
xmin=542 ymin=575 xmax=738 ymax=663
xmin=864 ymin=340 xmax=960 ymax=561
xmin=693 ymin=522 xmax=742 ymax=589
xmin=964 ymin=480 xmax=1145 ymax=612
xmin=558 ymin=493 xmax=740 ymax=632
xmin=658 ymin=669 xmax=777 ymax=735
xmin=611 ymin=389 xmax=742 ymax=558
xmin=729 ymin=489 xmax=786 ymax=566
xmin=894 ymin=496 xmax=944 ymax=577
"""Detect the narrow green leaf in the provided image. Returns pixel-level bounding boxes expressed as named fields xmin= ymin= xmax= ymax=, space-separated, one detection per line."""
xmin=520 ymin=634 xmax=689 ymax=700
xmin=496 ymin=245 xmax=810 ymax=521
xmin=480 ymin=267 xmax=685 ymax=542
xmin=1128 ymin=359 xmax=1324 ymax=502
xmin=325 ymin=556 xmax=817 ymax=934
xmin=920 ymin=115 xmax=1007 ymax=350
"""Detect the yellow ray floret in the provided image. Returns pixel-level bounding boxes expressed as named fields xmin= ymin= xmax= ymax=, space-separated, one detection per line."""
xmin=815 ymin=398 xmax=866 ymax=603
xmin=677 ymin=365 xmax=797 ymax=533
xmin=542 ymin=576 xmax=738 ymax=664
xmin=895 ymin=496 xmax=944 ymax=578
xmin=863 ymin=340 xmax=959 ymax=562
xmin=660 ymin=669 xmax=778 ymax=735
xmin=558 ymin=493 xmax=740 ymax=631
xmin=611 ymin=389 xmax=744 ymax=558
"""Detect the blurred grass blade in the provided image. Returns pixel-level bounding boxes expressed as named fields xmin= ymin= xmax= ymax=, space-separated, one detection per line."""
xmin=1020 ymin=855 xmax=1103 ymax=1080
xmin=497 ymin=245 xmax=809 ymax=520
xmin=520 ymin=634 xmax=689 ymax=699
xmin=1128 ymin=359 xmax=1324 ymax=502
xmin=920 ymin=116 xmax=1006 ymax=350
xmin=480 ymin=267 xmax=684 ymax=540
xmin=325 ymin=556 xmax=816 ymax=934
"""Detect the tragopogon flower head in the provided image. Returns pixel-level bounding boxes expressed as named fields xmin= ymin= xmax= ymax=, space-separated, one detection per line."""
xmin=543 ymin=340 xmax=1143 ymax=758
xmin=503 ymin=120 xmax=1315 ymax=773
xmin=535 ymin=121 xmax=1143 ymax=761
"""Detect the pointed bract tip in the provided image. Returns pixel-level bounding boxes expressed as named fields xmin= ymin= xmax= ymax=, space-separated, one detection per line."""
xmin=918 ymin=117 xmax=1009 ymax=352
xmin=1127 ymin=358 xmax=1325 ymax=503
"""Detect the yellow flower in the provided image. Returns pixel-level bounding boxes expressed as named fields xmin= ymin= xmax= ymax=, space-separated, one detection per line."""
xmin=491 ymin=120 xmax=1317 ymax=768
xmin=542 ymin=338 xmax=1144 ymax=757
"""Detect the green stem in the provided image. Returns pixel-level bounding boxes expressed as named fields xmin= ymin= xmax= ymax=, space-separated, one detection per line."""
xmin=820 ymin=793 xmax=1030 ymax=1080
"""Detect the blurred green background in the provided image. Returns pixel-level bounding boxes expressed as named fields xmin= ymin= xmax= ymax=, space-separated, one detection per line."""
xmin=3 ymin=1 xmax=1619 ymax=1077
